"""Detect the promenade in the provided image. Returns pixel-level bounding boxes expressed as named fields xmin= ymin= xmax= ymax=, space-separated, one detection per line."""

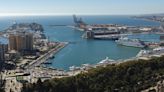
xmin=26 ymin=42 xmax=68 ymax=69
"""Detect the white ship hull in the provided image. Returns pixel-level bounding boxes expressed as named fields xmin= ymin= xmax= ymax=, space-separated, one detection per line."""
xmin=137 ymin=47 xmax=164 ymax=57
xmin=116 ymin=41 xmax=145 ymax=48
xmin=116 ymin=37 xmax=145 ymax=48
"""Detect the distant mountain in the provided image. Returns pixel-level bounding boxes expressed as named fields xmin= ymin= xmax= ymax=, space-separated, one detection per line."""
xmin=136 ymin=13 xmax=164 ymax=17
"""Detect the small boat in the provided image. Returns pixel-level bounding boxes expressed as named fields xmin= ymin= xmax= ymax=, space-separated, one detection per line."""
xmin=69 ymin=41 xmax=77 ymax=44
xmin=49 ymin=54 xmax=55 ymax=59
xmin=136 ymin=50 xmax=149 ymax=57
xmin=43 ymin=62 xmax=52 ymax=65
xmin=98 ymin=57 xmax=115 ymax=64
xmin=69 ymin=66 xmax=80 ymax=71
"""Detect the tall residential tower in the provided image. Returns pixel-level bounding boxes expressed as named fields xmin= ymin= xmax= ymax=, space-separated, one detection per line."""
xmin=9 ymin=32 xmax=33 ymax=53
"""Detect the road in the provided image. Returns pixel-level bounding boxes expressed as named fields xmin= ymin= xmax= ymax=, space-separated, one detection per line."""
xmin=26 ymin=42 xmax=68 ymax=69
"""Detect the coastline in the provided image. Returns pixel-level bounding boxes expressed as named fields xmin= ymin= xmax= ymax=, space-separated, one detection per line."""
xmin=1 ymin=16 xmax=163 ymax=92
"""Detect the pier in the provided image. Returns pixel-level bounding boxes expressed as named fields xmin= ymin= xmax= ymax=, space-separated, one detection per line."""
xmin=26 ymin=42 xmax=68 ymax=69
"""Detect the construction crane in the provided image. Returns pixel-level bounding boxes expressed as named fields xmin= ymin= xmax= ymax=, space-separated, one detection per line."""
xmin=73 ymin=15 xmax=87 ymax=28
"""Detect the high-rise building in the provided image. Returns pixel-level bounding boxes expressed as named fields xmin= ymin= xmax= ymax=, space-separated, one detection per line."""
xmin=0 ymin=37 xmax=8 ymax=63
xmin=0 ymin=44 xmax=5 ymax=63
xmin=0 ymin=44 xmax=8 ymax=62
xmin=9 ymin=34 xmax=17 ymax=51
xmin=15 ymin=34 xmax=26 ymax=51
xmin=25 ymin=33 xmax=33 ymax=50
xmin=9 ymin=32 xmax=33 ymax=53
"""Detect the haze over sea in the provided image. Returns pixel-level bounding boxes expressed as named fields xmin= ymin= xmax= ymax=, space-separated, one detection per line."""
xmin=0 ymin=15 xmax=161 ymax=70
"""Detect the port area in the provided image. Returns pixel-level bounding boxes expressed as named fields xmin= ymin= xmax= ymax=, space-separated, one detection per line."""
xmin=2 ymin=42 xmax=164 ymax=92
xmin=0 ymin=23 xmax=72 ymax=92
xmin=81 ymin=24 xmax=163 ymax=40
xmin=2 ymin=42 xmax=70 ymax=92
xmin=1 ymin=16 xmax=164 ymax=92
xmin=18 ymin=41 xmax=69 ymax=77
xmin=72 ymin=15 xmax=164 ymax=40
xmin=3 ymin=49 xmax=164 ymax=92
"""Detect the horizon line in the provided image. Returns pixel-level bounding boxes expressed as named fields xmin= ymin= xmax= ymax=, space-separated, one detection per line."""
xmin=0 ymin=13 xmax=164 ymax=17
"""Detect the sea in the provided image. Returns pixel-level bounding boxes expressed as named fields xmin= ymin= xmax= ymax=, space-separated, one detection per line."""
xmin=0 ymin=15 xmax=161 ymax=70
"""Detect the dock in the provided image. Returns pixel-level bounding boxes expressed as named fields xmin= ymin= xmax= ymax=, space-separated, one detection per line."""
xmin=26 ymin=42 xmax=68 ymax=69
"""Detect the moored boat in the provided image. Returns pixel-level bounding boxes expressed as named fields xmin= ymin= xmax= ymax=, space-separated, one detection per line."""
xmin=98 ymin=57 xmax=115 ymax=64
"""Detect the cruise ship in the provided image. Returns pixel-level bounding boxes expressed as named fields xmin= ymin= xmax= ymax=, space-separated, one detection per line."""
xmin=116 ymin=37 xmax=146 ymax=48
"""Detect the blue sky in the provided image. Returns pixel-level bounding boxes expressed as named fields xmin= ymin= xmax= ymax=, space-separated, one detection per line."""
xmin=0 ymin=0 xmax=164 ymax=16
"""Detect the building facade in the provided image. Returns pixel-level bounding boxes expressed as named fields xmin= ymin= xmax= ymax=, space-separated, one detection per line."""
xmin=9 ymin=32 xmax=33 ymax=54
xmin=0 ymin=37 xmax=8 ymax=63
xmin=0 ymin=44 xmax=8 ymax=63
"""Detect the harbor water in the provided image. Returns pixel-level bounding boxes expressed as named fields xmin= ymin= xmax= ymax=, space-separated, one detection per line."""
xmin=0 ymin=15 xmax=160 ymax=70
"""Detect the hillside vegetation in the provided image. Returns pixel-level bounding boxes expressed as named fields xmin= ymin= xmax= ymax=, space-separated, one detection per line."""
xmin=22 ymin=56 xmax=164 ymax=92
